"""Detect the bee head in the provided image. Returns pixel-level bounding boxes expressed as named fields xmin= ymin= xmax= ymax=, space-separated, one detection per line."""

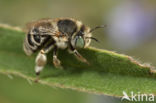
xmin=72 ymin=24 xmax=106 ymax=48
xmin=72 ymin=25 xmax=91 ymax=48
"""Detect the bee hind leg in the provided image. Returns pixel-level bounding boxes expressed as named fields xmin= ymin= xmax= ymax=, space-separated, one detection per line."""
xmin=34 ymin=50 xmax=47 ymax=82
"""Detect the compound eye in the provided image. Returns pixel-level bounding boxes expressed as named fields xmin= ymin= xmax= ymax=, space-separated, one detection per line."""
xmin=75 ymin=36 xmax=85 ymax=48
xmin=33 ymin=35 xmax=40 ymax=43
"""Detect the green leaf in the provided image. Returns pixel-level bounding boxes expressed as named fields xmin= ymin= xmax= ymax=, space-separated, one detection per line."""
xmin=0 ymin=74 xmax=86 ymax=103
xmin=0 ymin=24 xmax=156 ymax=97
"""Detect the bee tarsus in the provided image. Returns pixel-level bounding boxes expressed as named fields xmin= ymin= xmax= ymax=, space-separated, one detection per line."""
xmin=53 ymin=46 xmax=63 ymax=69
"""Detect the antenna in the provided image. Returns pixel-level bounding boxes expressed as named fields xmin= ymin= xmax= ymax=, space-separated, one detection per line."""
xmin=89 ymin=25 xmax=107 ymax=33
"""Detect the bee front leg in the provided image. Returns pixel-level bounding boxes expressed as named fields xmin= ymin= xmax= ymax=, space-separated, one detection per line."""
xmin=53 ymin=46 xmax=63 ymax=69
xmin=73 ymin=49 xmax=89 ymax=64
xmin=69 ymin=44 xmax=89 ymax=64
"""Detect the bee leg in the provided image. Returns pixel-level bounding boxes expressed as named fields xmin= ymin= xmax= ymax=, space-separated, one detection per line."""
xmin=73 ymin=49 xmax=89 ymax=65
xmin=34 ymin=50 xmax=47 ymax=82
xmin=69 ymin=44 xmax=89 ymax=64
xmin=35 ymin=40 xmax=56 ymax=82
xmin=53 ymin=46 xmax=63 ymax=69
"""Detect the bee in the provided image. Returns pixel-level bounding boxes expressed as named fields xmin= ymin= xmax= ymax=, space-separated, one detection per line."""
xmin=23 ymin=18 xmax=106 ymax=76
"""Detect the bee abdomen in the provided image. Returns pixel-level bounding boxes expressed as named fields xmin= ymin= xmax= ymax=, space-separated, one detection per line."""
xmin=23 ymin=33 xmax=51 ymax=56
xmin=23 ymin=42 xmax=33 ymax=56
xmin=23 ymin=34 xmax=38 ymax=56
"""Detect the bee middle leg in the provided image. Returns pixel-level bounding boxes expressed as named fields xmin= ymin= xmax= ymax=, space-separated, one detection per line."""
xmin=53 ymin=46 xmax=63 ymax=69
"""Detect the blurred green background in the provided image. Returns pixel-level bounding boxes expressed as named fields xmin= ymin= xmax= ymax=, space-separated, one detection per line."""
xmin=0 ymin=0 xmax=156 ymax=103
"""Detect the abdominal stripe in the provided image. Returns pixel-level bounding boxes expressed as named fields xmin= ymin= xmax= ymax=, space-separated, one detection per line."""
xmin=27 ymin=34 xmax=52 ymax=51
xmin=27 ymin=34 xmax=35 ymax=46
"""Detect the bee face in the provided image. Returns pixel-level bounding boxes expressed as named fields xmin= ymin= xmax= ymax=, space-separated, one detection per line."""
xmin=71 ymin=24 xmax=92 ymax=48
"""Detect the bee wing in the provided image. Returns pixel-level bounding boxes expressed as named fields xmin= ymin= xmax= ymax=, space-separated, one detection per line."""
xmin=25 ymin=18 xmax=52 ymax=33
xmin=38 ymin=26 xmax=58 ymax=37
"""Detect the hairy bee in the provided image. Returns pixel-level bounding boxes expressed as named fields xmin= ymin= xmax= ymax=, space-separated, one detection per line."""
xmin=23 ymin=18 xmax=105 ymax=76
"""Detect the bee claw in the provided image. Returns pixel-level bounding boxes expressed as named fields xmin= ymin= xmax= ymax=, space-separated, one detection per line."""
xmin=54 ymin=64 xmax=64 ymax=69
xmin=85 ymin=61 xmax=90 ymax=65
xmin=79 ymin=56 xmax=89 ymax=65
xmin=54 ymin=65 xmax=64 ymax=70
xmin=53 ymin=58 xmax=63 ymax=69
xmin=34 ymin=77 xmax=40 ymax=83
xmin=83 ymin=59 xmax=90 ymax=65
xmin=57 ymin=65 xmax=64 ymax=70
